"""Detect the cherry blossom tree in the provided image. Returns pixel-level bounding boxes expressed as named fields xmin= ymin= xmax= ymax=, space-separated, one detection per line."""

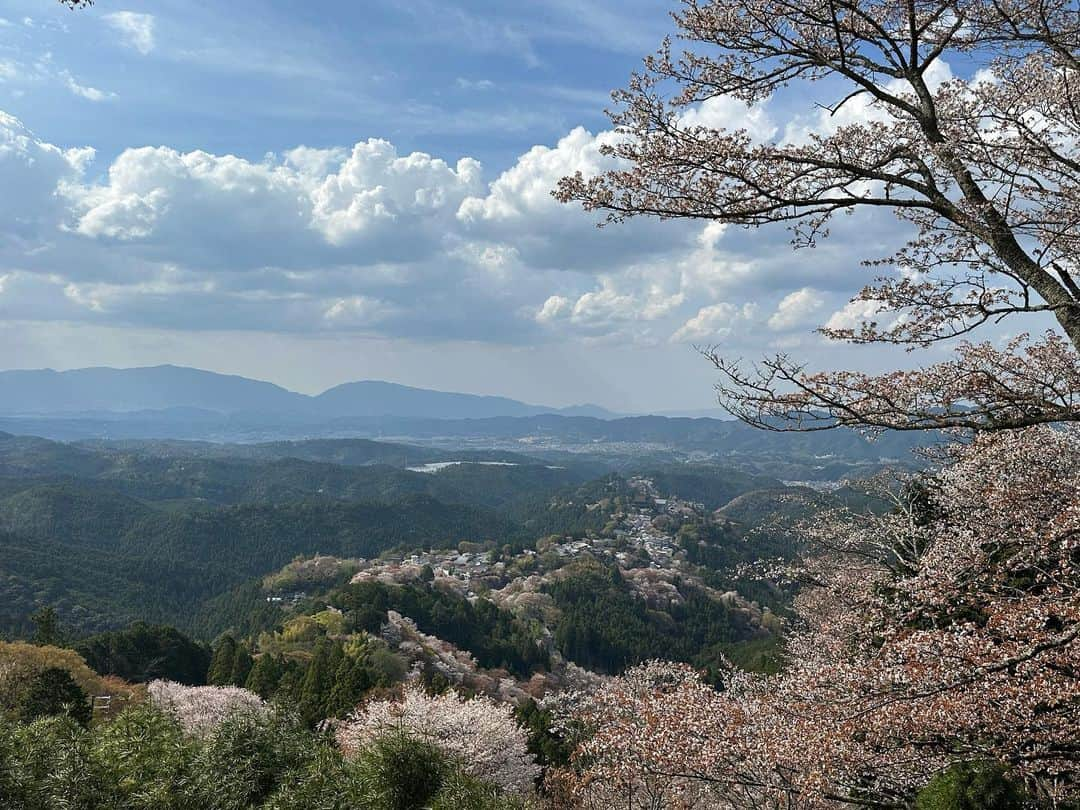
xmin=560 ymin=425 xmax=1079 ymax=808
xmin=556 ymin=0 xmax=1080 ymax=430
xmin=147 ymin=680 xmax=267 ymax=738
xmin=336 ymin=684 xmax=540 ymax=795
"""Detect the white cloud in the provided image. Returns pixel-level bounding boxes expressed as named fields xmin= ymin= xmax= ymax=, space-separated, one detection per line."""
xmin=535 ymin=295 xmax=572 ymax=324
xmin=310 ymin=140 xmax=482 ymax=245
xmin=104 ymin=12 xmax=156 ymax=55
xmin=671 ymin=302 xmax=758 ymax=343
xmin=62 ymin=138 xmax=483 ymax=269
xmin=323 ymin=295 xmax=389 ymax=326
xmin=768 ymin=287 xmax=825 ymax=331
xmin=61 ymin=71 xmax=115 ymax=102
xmin=455 ymin=77 xmax=495 ymax=91
xmin=458 ymin=126 xmax=617 ymax=225
xmin=0 ymin=107 xmax=912 ymax=351
xmin=533 ymin=272 xmax=685 ymax=339
xmin=824 ymin=298 xmax=885 ymax=332
xmin=678 ymin=95 xmax=776 ymax=141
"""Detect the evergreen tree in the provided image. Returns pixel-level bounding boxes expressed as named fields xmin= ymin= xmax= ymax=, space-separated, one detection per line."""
xmin=18 ymin=667 xmax=91 ymax=727
xmin=326 ymin=654 xmax=373 ymax=719
xmin=229 ymin=644 xmax=253 ymax=687
xmin=30 ymin=606 xmax=62 ymax=647
xmin=299 ymin=639 xmax=335 ymax=726
xmin=915 ymin=763 xmax=1026 ymax=810
xmin=207 ymin=636 xmax=238 ymax=686
xmin=244 ymin=654 xmax=282 ymax=700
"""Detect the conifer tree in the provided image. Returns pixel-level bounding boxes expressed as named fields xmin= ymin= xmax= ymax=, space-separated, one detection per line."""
xmin=326 ymin=655 xmax=373 ymax=719
xmin=244 ymin=654 xmax=282 ymax=700
xmin=298 ymin=639 xmax=335 ymax=726
xmin=229 ymin=644 xmax=253 ymax=687
xmin=207 ymin=636 xmax=238 ymax=686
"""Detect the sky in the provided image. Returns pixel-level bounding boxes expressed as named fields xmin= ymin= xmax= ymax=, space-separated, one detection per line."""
xmin=0 ymin=0 xmax=958 ymax=412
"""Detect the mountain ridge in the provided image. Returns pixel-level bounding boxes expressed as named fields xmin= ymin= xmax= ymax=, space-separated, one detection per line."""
xmin=0 ymin=365 xmax=617 ymax=420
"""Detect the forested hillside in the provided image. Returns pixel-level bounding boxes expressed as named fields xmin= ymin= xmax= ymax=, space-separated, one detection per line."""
xmin=0 ymin=433 xmax=788 ymax=639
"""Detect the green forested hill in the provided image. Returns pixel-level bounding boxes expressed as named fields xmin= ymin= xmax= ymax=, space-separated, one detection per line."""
xmin=0 ymin=483 xmax=514 ymax=638
xmin=0 ymin=432 xmax=592 ymax=510
xmin=0 ymin=433 xmax=796 ymax=641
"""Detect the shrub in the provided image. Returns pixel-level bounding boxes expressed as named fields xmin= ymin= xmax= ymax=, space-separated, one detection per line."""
xmin=17 ymin=667 xmax=91 ymax=727
xmin=354 ymin=731 xmax=447 ymax=810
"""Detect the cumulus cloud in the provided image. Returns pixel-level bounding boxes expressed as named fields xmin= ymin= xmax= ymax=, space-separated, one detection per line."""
xmin=459 ymin=127 xmax=617 ymax=225
xmin=62 ymin=139 xmax=483 ymax=271
xmin=458 ymin=126 xmax=697 ymax=273
xmin=824 ymin=298 xmax=886 ymax=332
xmin=0 ymin=111 xmax=92 ymax=228
xmin=767 ymin=287 xmax=825 ymax=331
xmin=678 ymin=95 xmax=776 ymax=141
xmin=0 ymin=106 xmax=909 ymax=350
xmin=104 ymin=12 xmax=156 ymax=55
xmin=671 ymin=302 xmax=758 ymax=343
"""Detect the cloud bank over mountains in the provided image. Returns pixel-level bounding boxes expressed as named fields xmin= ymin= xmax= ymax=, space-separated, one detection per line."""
xmin=0 ymin=100 xmax=891 ymax=351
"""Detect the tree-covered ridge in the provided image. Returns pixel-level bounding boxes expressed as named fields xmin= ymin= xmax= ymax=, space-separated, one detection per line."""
xmin=545 ymin=561 xmax=760 ymax=676
xmin=331 ymin=580 xmax=549 ymax=679
xmin=75 ymin=623 xmax=212 ymax=686
xmin=0 ymin=431 xmax=594 ymax=509
xmin=0 ymin=484 xmax=515 ymax=637
xmin=0 ymin=428 xmax=799 ymax=640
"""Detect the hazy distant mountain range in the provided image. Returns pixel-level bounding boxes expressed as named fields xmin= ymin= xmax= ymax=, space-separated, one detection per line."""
xmin=0 ymin=365 xmax=617 ymax=420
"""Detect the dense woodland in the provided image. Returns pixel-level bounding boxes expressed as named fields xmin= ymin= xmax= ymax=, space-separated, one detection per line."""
xmin=0 ymin=432 xmax=783 ymax=639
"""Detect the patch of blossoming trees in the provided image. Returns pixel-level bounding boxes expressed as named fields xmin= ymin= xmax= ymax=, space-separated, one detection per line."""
xmin=148 ymin=678 xmax=541 ymax=798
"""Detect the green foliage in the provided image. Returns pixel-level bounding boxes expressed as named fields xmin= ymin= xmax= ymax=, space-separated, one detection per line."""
xmin=545 ymin=562 xmax=755 ymax=674
xmin=718 ymin=635 xmax=784 ymax=676
xmin=0 ymin=641 xmax=120 ymax=713
xmin=915 ymin=763 xmax=1027 ymax=810
xmin=0 ymin=714 xmax=99 ymax=810
xmin=29 ymin=606 xmax=62 ymax=647
xmin=352 ymin=732 xmax=447 ymax=810
xmin=429 ymin=769 xmax=531 ymax=810
xmin=261 ymin=746 xmax=367 ymax=810
xmin=298 ymin=639 xmax=337 ymax=727
xmin=0 ymin=702 xmax=518 ymax=809
xmin=230 ymin=645 xmax=254 ymax=687
xmin=0 ymin=482 xmax=514 ymax=639
xmin=244 ymin=654 xmax=283 ymax=700
xmin=514 ymin=698 xmax=574 ymax=770
xmin=76 ymin=622 xmax=211 ymax=684
xmin=333 ymin=580 xmax=548 ymax=678
xmin=191 ymin=711 xmax=325 ymax=810
xmin=17 ymin=667 xmax=91 ymax=727
xmin=208 ymin=636 xmax=240 ymax=686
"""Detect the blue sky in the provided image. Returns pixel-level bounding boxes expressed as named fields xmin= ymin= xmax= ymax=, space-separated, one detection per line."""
xmin=0 ymin=0 xmax=952 ymax=412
